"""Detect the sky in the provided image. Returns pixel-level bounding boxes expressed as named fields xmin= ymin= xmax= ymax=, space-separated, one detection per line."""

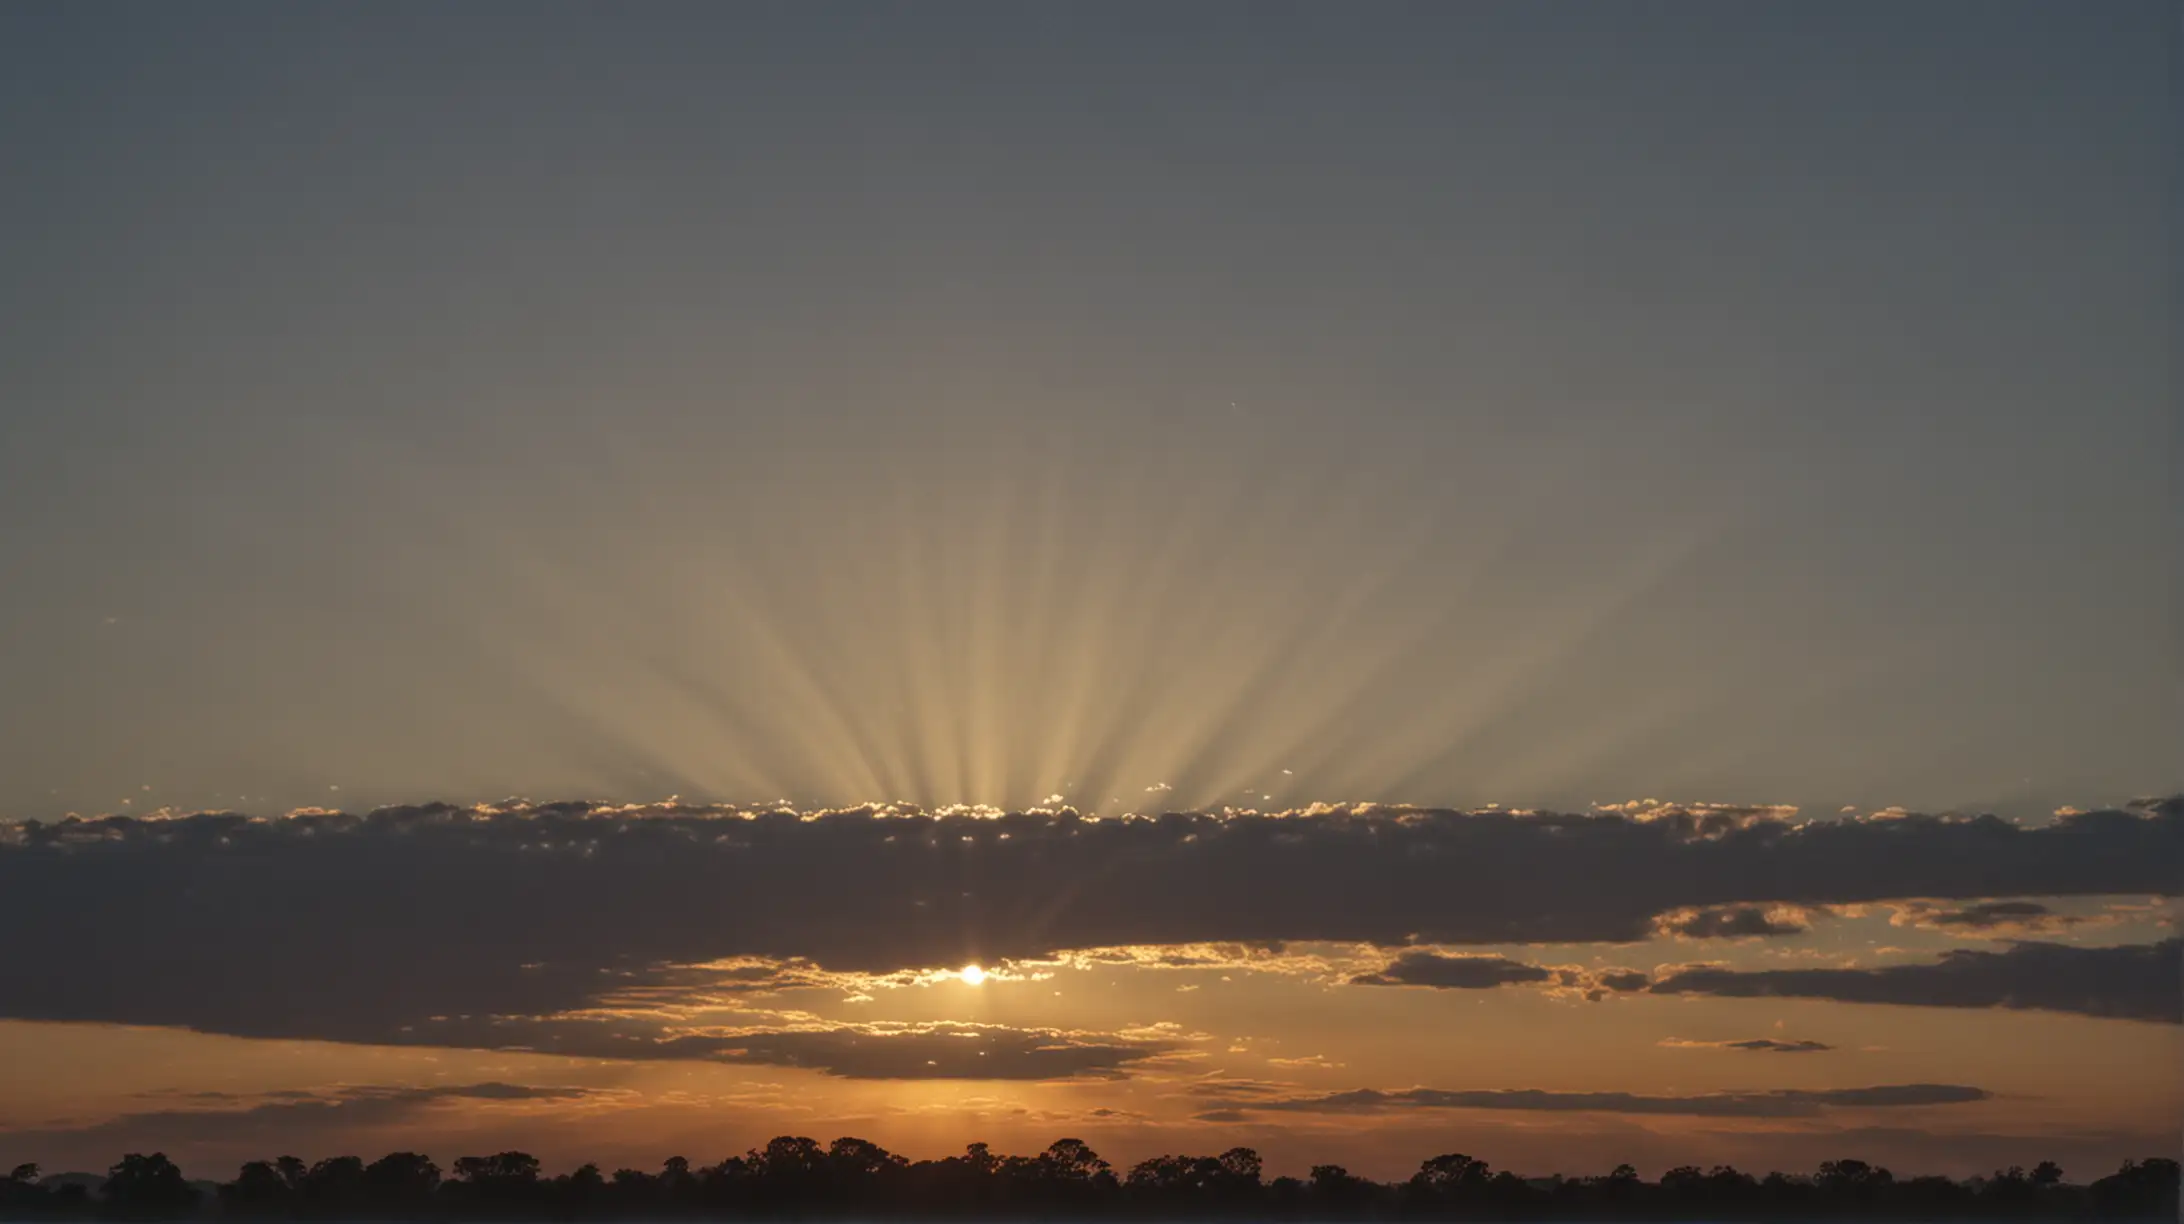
xmin=0 ymin=0 xmax=2177 ymax=1185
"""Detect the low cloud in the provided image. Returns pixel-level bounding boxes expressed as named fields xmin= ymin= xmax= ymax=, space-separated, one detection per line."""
xmin=1206 ymin=1083 xmax=1988 ymax=1119
xmin=0 ymin=1083 xmax=604 ymax=1154
xmin=406 ymin=1019 xmax=1183 ymax=1081
xmin=1889 ymin=900 xmax=2107 ymax=938
xmin=0 ymin=798 xmax=2173 ymax=1053
xmin=1659 ymin=1037 xmax=1834 ymax=1053
xmin=1349 ymin=951 xmax=1554 ymax=990
xmin=1177 ymin=1077 xmax=1303 ymax=1100
xmin=1648 ymin=938 xmax=2182 ymax=1024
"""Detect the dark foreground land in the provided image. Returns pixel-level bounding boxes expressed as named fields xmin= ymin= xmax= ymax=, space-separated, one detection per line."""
xmin=6 ymin=1140 xmax=2178 ymax=1221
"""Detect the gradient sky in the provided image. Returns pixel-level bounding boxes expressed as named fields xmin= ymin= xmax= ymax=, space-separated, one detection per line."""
xmin=0 ymin=0 xmax=2177 ymax=1185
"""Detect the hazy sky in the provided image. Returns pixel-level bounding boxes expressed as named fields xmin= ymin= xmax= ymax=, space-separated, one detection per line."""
xmin=0 ymin=0 xmax=2175 ymax=1183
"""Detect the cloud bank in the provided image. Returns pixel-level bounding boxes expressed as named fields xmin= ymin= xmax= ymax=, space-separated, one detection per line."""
xmin=0 ymin=798 xmax=2173 ymax=1053
xmin=0 ymin=1083 xmax=605 ymax=1153
xmin=1648 ymin=938 xmax=2182 ymax=1024
xmin=1347 ymin=951 xmax=1554 ymax=989
xmin=405 ymin=1020 xmax=1182 ymax=1080
xmin=1201 ymin=1083 xmax=1990 ymax=1119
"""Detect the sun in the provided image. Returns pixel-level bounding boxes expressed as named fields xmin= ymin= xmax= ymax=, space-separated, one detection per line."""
xmin=958 ymin=963 xmax=986 ymax=986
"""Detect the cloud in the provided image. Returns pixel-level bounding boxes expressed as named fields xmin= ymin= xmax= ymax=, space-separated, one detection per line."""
xmin=0 ymin=1083 xmax=604 ymax=1153
xmin=1655 ymin=905 xmax=1810 ymax=939
xmin=398 ymin=1019 xmax=1181 ymax=1081
xmin=1648 ymin=938 xmax=2182 ymax=1024
xmin=1053 ymin=942 xmax=1313 ymax=974
xmin=1348 ymin=951 xmax=1554 ymax=990
xmin=372 ymin=1083 xmax=594 ymax=1102
xmin=1177 ymin=1077 xmax=1303 ymax=1099
xmin=1659 ymin=1037 xmax=1834 ymax=1053
xmin=0 ymin=798 xmax=2173 ymax=1052
xmin=1206 ymin=1083 xmax=1989 ymax=1119
xmin=1888 ymin=900 xmax=2114 ymax=937
xmin=1917 ymin=901 xmax=2062 ymax=929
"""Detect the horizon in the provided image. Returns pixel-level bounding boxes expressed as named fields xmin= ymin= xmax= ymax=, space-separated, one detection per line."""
xmin=10 ymin=1138 xmax=2175 ymax=1224
xmin=11 ymin=1128 xmax=2180 ymax=1187
xmin=1 ymin=0 xmax=2178 ymax=1191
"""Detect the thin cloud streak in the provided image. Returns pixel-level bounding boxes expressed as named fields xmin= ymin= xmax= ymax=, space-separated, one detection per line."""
xmin=1348 ymin=951 xmax=1554 ymax=989
xmin=407 ymin=1020 xmax=1183 ymax=1081
xmin=1659 ymin=1038 xmax=1835 ymax=1053
xmin=1648 ymin=938 xmax=2183 ymax=1024
xmin=0 ymin=1083 xmax=606 ymax=1152
xmin=1203 ymin=1083 xmax=1991 ymax=1119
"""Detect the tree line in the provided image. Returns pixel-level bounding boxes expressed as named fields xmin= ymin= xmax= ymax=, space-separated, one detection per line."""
xmin=3 ymin=1139 xmax=2177 ymax=1220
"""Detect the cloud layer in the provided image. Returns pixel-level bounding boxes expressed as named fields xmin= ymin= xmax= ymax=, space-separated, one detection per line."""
xmin=406 ymin=1020 xmax=1181 ymax=1080
xmin=0 ymin=1083 xmax=604 ymax=1154
xmin=1648 ymin=938 xmax=2182 ymax=1024
xmin=0 ymin=798 xmax=2174 ymax=1052
xmin=1348 ymin=951 xmax=1553 ymax=989
xmin=1200 ymin=1083 xmax=1990 ymax=1120
xmin=1660 ymin=1038 xmax=1835 ymax=1053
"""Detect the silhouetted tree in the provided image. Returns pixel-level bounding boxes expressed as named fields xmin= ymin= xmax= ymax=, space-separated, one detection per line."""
xmin=1307 ymin=1163 xmax=1379 ymax=1215
xmin=1041 ymin=1138 xmax=1109 ymax=1183
xmin=0 ymin=1165 xmax=47 ymax=1217
xmin=7 ymin=1138 xmax=2181 ymax=1221
xmin=447 ymin=1151 xmax=542 ymax=1216
xmin=552 ymin=1163 xmax=605 ymax=1217
xmin=297 ymin=1156 xmax=363 ymax=1215
xmin=272 ymin=1158 xmax=305 ymax=1194
xmin=1408 ymin=1151 xmax=1493 ymax=1214
xmin=215 ymin=1163 xmax=291 ymax=1217
xmin=100 ymin=1154 xmax=197 ymax=1219
xmin=360 ymin=1152 xmax=439 ymax=1212
xmin=2091 ymin=1159 xmax=2182 ymax=1221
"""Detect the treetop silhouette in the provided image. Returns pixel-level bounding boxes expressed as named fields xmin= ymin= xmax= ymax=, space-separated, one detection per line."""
xmin=1 ymin=1140 xmax=2175 ymax=1220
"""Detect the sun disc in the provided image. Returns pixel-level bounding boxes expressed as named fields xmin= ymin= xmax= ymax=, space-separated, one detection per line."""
xmin=959 ymin=963 xmax=986 ymax=986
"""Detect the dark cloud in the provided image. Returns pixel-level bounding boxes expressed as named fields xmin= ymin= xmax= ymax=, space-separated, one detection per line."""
xmin=1924 ymin=901 xmax=2060 ymax=929
xmin=1349 ymin=951 xmax=1553 ymax=989
xmin=1655 ymin=905 xmax=1809 ymax=938
xmin=0 ymin=1083 xmax=600 ymax=1154
xmin=1661 ymin=1038 xmax=1834 ymax=1053
xmin=1649 ymin=938 xmax=2182 ymax=1024
xmin=1720 ymin=1038 xmax=1832 ymax=1053
xmin=403 ymin=1019 xmax=1179 ymax=1081
xmin=1596 ymin=970 xmax=1652 ymax=993
xmin=132 ymin=1090 xmax=251 ymax=1103
xmin=385 ymin=1083 xmax=593 ymax=1102
xmin=1892 ymin=900 xmax=2100 ymax=936
xmin=0 ymin=799 xmax=2173 ymax=1052
xmin=1178 ymin=1078 xmax=1303 ymax=1099
xmin=1210 ymin=1083 xmax=1989 ymax=1119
